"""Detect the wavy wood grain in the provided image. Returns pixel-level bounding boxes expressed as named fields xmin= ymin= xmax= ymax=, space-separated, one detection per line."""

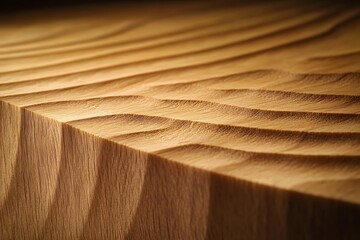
xmin=0 ymin=1 xmax=360 ymax=239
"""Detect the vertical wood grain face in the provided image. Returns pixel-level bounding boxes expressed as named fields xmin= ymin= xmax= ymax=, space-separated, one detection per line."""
xmin=0 ymin=101 xmax=21 ymax=209
xmin=79 ymin=141 xmax=149 ymax=239
xmin=0 ymin=0 xmax=360 ymax=239
xmin=0 ymin=108 xmax=62 ymax=239
xmin=40 ymin=125 xmax=103 ymax=239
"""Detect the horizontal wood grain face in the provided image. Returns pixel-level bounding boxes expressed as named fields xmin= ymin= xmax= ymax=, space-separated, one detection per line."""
xmin=0 ymin=0 xmax=360 ymax=239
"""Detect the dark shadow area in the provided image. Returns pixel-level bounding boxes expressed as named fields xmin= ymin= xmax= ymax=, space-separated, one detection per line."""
xmin=0 ymin=0 xmax=189 ymax=14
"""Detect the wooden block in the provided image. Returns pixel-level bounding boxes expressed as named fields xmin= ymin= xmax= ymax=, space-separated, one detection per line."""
xmin=0 ymin=1 xmax=360 ymax=239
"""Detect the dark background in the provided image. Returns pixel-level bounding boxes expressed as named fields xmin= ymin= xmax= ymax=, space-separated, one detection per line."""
xmin=0 ymin=0 xmax=175 ymax=13
xmin=0 ymin=0 xmax=358 ymax=15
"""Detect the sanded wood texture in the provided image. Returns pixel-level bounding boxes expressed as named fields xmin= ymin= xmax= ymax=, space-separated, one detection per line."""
xmin=1 ymin=0 xmax=360 ymax=239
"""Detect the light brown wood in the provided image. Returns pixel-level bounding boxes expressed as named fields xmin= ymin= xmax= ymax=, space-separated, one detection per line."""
xmin=1 ymin=1 xmax=360 ymax=239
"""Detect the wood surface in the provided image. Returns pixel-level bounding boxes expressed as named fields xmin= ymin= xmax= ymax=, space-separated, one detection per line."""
xmin=0 ymin=0 xmax=360 ymax=239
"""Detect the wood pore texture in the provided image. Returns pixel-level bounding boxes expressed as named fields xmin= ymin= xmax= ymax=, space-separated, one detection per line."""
xmin=1 ymin=0 xmax=360 ymax=239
